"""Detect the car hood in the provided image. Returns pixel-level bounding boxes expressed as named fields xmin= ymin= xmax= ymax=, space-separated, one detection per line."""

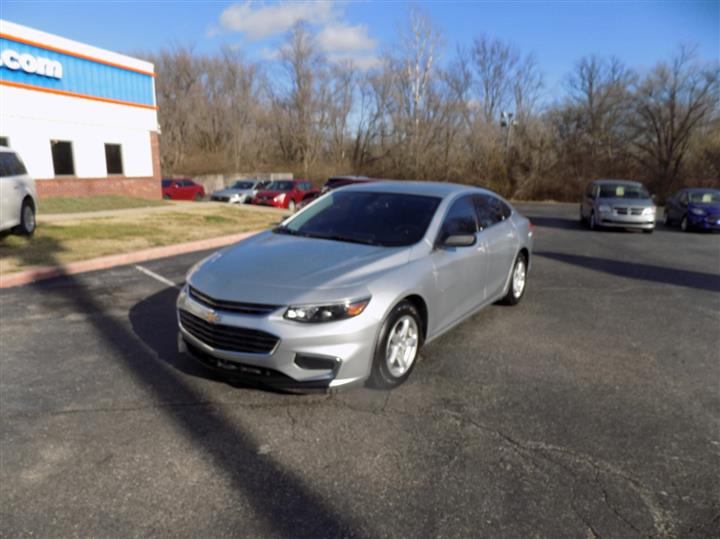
xmin=689 ymin=202 xmax=720 ymax=212
xmin=597 ymin=197 xmax=654 ymax=207
xmin=189 ymin=230 xmax=410 ymax=304
xmin=212 ymin=188 xmax=249 ymax=197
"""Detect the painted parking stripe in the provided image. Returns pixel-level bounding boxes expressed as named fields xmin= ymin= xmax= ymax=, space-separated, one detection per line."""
xmin=134 ymin=265 xmax=181 ymax=290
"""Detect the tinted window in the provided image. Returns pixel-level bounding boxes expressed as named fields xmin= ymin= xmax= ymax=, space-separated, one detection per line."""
xmin=0 ymin=152 xmax=27 ymax=177
xmin=441 ymin=196 xmax=478 ymax=240
xmin=598 ymin=183 xmax=649 ymax=199
xmin=51 ymin=140 xmax=75 ymax=175
xmin=688 ymin=190 xmax=720 ymax=203
xmin=105 ymin=144 xmax=123 ymax=175
xmin=232 ymin=181 xmax=255 ymax=190
xmin=279 ymin=191 xmax=441 ymax=247
xmin=267 ymin=181 xmax=295 ymax=191
xmin=182 ymin=180 xmax=194 ymax=187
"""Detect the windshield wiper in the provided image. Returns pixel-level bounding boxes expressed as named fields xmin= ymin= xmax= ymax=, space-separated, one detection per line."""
xmin=307 ymin=233 xmax=383 ymax=246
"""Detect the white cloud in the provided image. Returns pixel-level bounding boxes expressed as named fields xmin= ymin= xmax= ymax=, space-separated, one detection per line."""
xmin=316 ymin=23 xmax=376 ymax=53
xmin=219 ymin=1 xmax=335 ymax=41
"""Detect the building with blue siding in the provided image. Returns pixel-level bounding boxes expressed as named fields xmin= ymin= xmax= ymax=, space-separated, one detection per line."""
xmin=0 ymin=20 xmax=161 ymax=198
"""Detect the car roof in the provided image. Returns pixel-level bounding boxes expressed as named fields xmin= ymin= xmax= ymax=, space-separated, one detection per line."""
xmin=592 ymin=179 xmax=644 ymax=186
xmin=340 ymin=180 xmax=492 ymax=198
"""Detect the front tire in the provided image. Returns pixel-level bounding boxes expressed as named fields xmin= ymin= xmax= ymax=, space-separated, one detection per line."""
xmin=589 ymin=211 xmax=598 ymax=231
xmin=369 ymin=301 xmax=423 ymax=390
xmin=500 ymin=253 xmax=528 ymax=305
xmin=17 ymin=199 xmax=36 ymax=236
xmin=288 ymin=199 xmax=296 ymax=212
xmin=194 ymin=193 xmax=203 ymax=202
xmin=681 ymin=216 xmax=689 ymax=232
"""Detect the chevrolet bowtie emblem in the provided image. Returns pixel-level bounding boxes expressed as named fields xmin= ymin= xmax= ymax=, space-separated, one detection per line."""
xmin=204 ymin=310 xmax=220 ymax=324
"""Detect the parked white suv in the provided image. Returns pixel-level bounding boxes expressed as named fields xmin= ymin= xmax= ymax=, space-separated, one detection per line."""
xmin=0 ymin=147 xmax=37 ymax=236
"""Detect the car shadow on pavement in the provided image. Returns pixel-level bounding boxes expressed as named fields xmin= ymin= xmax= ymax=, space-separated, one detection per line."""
xmin=25 ymin=270 xmax=358 ymax=537
xmin=536 ymin=251 xmax=720 ymax=293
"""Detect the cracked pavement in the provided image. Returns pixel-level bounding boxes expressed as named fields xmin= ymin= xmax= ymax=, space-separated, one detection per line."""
xmin=1 ymin=203 xmax=719 ymax=538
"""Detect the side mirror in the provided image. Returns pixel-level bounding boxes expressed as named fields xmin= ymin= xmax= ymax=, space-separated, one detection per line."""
xmin=443 ymin=234 xmax=476 ymax=248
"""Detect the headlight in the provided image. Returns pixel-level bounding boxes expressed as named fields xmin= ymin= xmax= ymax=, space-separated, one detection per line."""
xmin=642 ymin=206 xmax=656 ymax=216
xmin=598 ymin=204 xmax=612 ymax=213
xmin=274 ymin=193 xmax=287 ymax=203
xmin=690 ymin=208 xmax=706 ymax=216
xmin=230 ymin=194 xmax=241 ymax=201
xmin=284 ymin=298 xmax=370 ymax=323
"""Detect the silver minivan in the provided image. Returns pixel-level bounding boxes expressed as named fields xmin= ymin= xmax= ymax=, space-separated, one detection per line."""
xmin=0 ymin=147 xmax=37 ymax=236
xmin=580 ymin=179 xmax=656 ymax=233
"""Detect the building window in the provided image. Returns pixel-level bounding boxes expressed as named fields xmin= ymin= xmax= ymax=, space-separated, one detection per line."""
xmin=51 ymin=140 xmax=75 ymax=176
xmin=0 ymin=136 xmax=8 ymax=147
xmin=104 ymin=143 xmax=124 ymax=175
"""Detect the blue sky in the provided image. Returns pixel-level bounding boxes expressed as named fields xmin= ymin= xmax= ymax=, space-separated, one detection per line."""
xmin=3 ymin=1 xmax=718 ymax=92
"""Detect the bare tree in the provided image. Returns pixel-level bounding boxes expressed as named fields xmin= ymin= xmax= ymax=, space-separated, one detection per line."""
xmin=631 ymin=47 xmax=720 ymax=193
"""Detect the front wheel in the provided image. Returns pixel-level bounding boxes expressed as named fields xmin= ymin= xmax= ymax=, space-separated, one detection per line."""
xmin=368 ymin=301 xmax=423 ymax=390
xmin=500 ymin=253 xmax=528 ymax=306
xmin=287 ymin=199 xmax=296 ymax=212
xmin=194 ymin=193 xmax=203 ymax=202
xmin=17 ymin=199 xmax=36 ymax=236
xmin=681 ymin=216 xmax=689 ymax=232
xmin=589 ymin=211 xmax=598 ymax=231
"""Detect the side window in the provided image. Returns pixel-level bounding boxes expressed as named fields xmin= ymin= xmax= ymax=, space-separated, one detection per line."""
xmin=440 ymin=195 xmax=478 ymax=240
xmin=0 ymin=152 xmax=26 ymax=177
xmin=0 ymin=153 xmax=9 ymax=177
xmin=473 ymin=194 xmax=505 ymax=230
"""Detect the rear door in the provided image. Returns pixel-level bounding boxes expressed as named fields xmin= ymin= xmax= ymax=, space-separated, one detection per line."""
xmin=432 ymin=195 xmax=488 ymax=331
xmin=0 ymin=152 xmax=25 ymax=230
xmin=474 ymin=194 xmax=518 ymax=299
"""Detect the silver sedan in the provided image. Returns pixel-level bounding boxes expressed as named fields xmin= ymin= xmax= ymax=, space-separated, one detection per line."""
xmin=177 ymin=181 xmax=534 ymax=391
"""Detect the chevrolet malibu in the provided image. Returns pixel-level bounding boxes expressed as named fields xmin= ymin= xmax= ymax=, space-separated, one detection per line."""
xmin=177 ymin=182 xmax=534 ymax=391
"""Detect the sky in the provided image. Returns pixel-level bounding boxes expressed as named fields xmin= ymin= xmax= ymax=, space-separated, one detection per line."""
xmin=2 ymin=1 xmax=718 ymax=93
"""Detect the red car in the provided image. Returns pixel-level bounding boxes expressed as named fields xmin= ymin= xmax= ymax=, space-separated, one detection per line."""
xmin=161 ymin=178 xmax=205 ymax=201
xmin=252 ymin=179 xmax=318 ymax=211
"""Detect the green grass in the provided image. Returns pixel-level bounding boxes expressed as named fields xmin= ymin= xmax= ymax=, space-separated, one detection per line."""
xmin=0 ymin=205 xmax=277 ymax=273
xmin=40 ymin=195 xmax=169 ymax=214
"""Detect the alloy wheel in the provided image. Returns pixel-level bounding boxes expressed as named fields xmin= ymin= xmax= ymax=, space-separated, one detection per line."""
xmin=385 ymin=315 xmax=419 ymax=378
xmin=512 ymin=258 xmax=526 ymax=299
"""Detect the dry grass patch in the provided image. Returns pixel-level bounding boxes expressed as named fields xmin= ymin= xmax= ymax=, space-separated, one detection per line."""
xmin=40 ymin=195 xmax=170 ymax=214
xmin=0 ymin=205 xmax=278 ymax=273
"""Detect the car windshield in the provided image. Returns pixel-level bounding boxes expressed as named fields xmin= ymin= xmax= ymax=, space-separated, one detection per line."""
xmin=231 ymin=181 xmax=255 ymax=190
xmin=161 ymin=180 xmax=171 ymax=187
xmin=598 ymin=184 xmax=650 ymax=199
xmin=276 ymin=191 xmax=441 ymax=247
xmin=267 ymin=181 xmax=294 ymax=191
xmin=688 ymin=190 xmax=720 ymax=203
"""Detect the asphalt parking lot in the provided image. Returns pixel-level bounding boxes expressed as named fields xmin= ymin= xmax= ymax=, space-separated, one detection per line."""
xmin=1 ymin=202 xmax=719 ymax=538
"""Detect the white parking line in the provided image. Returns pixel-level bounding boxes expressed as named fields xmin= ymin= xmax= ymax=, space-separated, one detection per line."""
xmin=134 ymin=265 xmax=181 ymax=290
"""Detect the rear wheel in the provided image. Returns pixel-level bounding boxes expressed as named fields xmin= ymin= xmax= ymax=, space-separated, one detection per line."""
xmin=163 ymin=194 xmax=171 ymax=200
xmin=17 ymin=199 xmax=36 ymax=236
xmin=369 ymin=301 xmax=422 ymax=390
xmin=500 ymin=253 xmax=528 ymax=305
xmin=194 ymin=193 xmax=203 ymax=202
xmin=288 ymin=199 xmax=296 ymax=212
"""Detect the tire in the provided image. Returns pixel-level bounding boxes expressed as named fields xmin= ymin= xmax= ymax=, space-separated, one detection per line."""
xmin=681 ymin=216 xmax=689 ymax=232
xmin=288 ymin=200 xmax=296 ymax=212
xmin=500 ymin=252 xmax=528 ymax=306
xmin=642 ymin=229 xmax=654 ymax=234
xmin=163 ymin=194 xmax=171 ymax=200
xmin=368 ymin=301 xmax=423 ymax=390
xmin=194 ymin=193 xmax=203 ymax=202
xmin=589 ymin=211 xmax=598 ymax=231
xmin=17 ymin=198 xmax=36 ymax=236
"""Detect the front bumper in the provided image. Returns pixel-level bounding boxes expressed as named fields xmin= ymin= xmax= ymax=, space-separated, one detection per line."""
xmin=688 ymin=213 xmax=720 ymax=230
xmin=598 ymin=213 xmax=655 ymax=229
xmin=176 ymin=287 xmax=377 ymax=391
xmin=253 ymin=198 xmax=284 ymax=208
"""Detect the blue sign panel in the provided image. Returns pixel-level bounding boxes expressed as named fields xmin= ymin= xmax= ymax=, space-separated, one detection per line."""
xmin=0 ymin=36 xmax=155 ymax=107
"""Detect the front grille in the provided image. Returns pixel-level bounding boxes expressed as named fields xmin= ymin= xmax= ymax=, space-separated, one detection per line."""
xmin=179 ymin=310 xmax=279 ymax=354
xmin=614 ymin=207 xmax=645 ymax=216
xmin=189 ymin=286 xmax=279 ymax=315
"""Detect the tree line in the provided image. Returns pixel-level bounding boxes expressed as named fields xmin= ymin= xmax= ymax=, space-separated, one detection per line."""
xmin=145 ymin=10 xmax=719 ymax=200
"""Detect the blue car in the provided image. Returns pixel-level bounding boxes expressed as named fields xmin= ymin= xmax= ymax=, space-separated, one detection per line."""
xmin=664 ymin=188 xmax=720 ymax=232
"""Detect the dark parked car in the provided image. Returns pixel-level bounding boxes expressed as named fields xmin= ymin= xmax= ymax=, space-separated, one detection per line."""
xmin=664 ymin=188 xmax=720 ymax=232
xmin=252 ymin=179 xmax=318 ymax=211
xmin=321 ymin=176 xmax=375 ymax=193
xmin=162 ymin=178 xmax=205 ymax=201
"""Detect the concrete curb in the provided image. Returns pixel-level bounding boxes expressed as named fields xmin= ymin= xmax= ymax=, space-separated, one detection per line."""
xmin=0 ymin=230 xmax=262 ymax=289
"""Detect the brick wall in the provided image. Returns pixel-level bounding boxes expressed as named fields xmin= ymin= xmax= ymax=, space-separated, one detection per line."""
xmin=36 ymin=177 xmax=160 ymax=199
